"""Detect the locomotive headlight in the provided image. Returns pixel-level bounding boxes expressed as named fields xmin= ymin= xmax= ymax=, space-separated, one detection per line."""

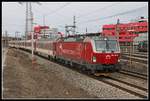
xmin=92 ymin=56 xmax=96 ymax=62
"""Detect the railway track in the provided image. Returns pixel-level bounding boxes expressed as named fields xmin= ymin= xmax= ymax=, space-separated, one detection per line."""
xmin=134 ymin=51 xmax=148 ymax=55
xmin=123 ymin=51 xmax=148 ymax=56
xmin=121 ymin=69 xmax=148 ymax=79
xmin=122 ymin=53 xmax=148 ymax=58
xmin=107 ymin=76 xmax=147 ymax=92
xmin=121 ymin=55 xmax=148 ymax=64
xmin=120 ymin=59 xmax=148 ymax=67
xmin=97 ymin=77 xmax=148 ymax=98
xmin=92 ymin=70 xmax=148 ymax=98
xmin=12 ymin=47 xmax=148 ymax=98
xmin=119 ymin=70 xmax=147 ymax=80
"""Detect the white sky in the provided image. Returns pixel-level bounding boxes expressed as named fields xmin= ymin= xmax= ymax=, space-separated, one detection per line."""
xmin=2 ymin=2 xmax=148 ymax=37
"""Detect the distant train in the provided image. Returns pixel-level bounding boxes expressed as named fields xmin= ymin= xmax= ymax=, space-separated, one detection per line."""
xmin=8 ymin=33 xmax=121 ymax=74
xmin=137 ymin=40 xmax=148 ymax=52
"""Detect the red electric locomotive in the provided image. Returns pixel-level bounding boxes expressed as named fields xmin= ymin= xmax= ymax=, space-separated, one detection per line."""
xmin=8 ymin=32 xmax=121 ymax=74
xmin=55 ymin=33 xmax=121 ymax=74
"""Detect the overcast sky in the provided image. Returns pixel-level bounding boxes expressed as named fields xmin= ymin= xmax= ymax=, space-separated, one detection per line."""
xmin=2 ymin=2 xmax=148 ymax=37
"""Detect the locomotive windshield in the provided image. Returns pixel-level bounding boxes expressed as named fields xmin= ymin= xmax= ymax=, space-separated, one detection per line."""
xmin=95 ymin=40 xmax=119 ymax=52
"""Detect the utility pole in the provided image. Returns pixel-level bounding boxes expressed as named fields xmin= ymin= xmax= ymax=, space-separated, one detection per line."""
xmin=86 ymin=27 xmax=87 ymax=34
xmin=116 ymin=19 xmax=120 ymax=42
xmin=28 ymin=2 xmax=35 ymax=64
xmin=73 ymin=16 xmax=76 ymax=34
xmin=43 ymin=15 xmax=45 ymax=38
xmin=5 ymin=30 xmax=8 ymax=47
xmin=25 ymin=2 xmax=29 ymax=47
xmin=65 ymin=24 xmax=68 ymax=36
xmin=115 ymin=19 xmax=122 ymax=64
xmin=15 ymin=32 xmax=17 ymax=47
xmin=15 ymin=31 xmax=20 ymax=49
xmin=116 ymin=19 xmax=121 ymax=53
xmin=129 ymin=25 xmax=133 ymax=68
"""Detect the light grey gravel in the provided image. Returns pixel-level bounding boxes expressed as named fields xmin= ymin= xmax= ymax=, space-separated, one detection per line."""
xmin=20 ymin=49 xmax=141 ymax=99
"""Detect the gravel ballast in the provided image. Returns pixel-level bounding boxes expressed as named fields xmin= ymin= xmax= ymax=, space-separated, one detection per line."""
xmin=19 ymin=48 xmax=141 ymax=99
xmin=3 ymin=48 xmax=95 ymax=98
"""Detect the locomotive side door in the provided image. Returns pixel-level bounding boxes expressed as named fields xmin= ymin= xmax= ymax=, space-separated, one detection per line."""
xmin=82 ymin=43 xmax=86 ymax=64
xmin=83 ymin=42 xmax=92 ymax=64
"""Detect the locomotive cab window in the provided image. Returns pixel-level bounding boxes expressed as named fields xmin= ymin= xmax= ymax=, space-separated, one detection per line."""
xmin=107 ymin=40 xmax=119 ymax=52
xmin=95 ymin=40 xmax=107 ymax=52
xmin=95 ymin=40 xmax=119 ymax=52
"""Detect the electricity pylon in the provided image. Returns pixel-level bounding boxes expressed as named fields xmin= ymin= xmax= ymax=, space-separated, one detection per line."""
xmin=18 ymin=2 xmax=41 ymax=40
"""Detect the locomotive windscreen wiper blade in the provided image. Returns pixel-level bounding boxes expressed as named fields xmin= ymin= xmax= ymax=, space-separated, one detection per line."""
xmin=110 ymin=50 xmax=114 ymax=52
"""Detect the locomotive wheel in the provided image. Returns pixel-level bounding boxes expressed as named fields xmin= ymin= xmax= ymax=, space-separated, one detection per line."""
xmin=50 ymin=56 xmax=53 ymax=60
xmin=81 ymin=66 xmax=87 ymax=71
xmin=35 ymin=52 xmax=38 ymax=55
xmin=61 ymin=59 xmax=64 ymax=64
xmin=87 ymin=70 xmax=92 ymax=75
xmin=56 ymin=58 xmax=60 ymax=62
xmin=60 ymin=59 xmax=64 ymax=64
xmin=53 ymin=56 xmax=57 ymax=61
xmin=48 ymin=55 xmax=51 ymax=60
xmin=91 ymin=70 xmax=95 ymax=74
xmin=70 ymin=62 xmax=74 ymax=67
xmin=64 ymin=61 xmax=69 ymax=65
xmin=115 ymin=68 xmax=120 ymax=72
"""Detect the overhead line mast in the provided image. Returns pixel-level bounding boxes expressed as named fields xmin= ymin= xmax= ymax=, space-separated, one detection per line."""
xmin=65 ymin=16 xmax=76 ymax=36
xmin=19 ymin=2 xmax=41 ymax=66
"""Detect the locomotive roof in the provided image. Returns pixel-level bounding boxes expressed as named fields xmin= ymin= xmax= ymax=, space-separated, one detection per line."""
xmin=57 ymin=33 xmax=117 ymax=42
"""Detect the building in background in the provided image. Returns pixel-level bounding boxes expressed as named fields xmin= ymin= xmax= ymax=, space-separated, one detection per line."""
xmin=102 ymin=17 xmax=148 ymax=46
xmin=27 ymin=25 xmax=61 ymax=40
xmin=133 ymin=32 xmax=148 ymax=45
